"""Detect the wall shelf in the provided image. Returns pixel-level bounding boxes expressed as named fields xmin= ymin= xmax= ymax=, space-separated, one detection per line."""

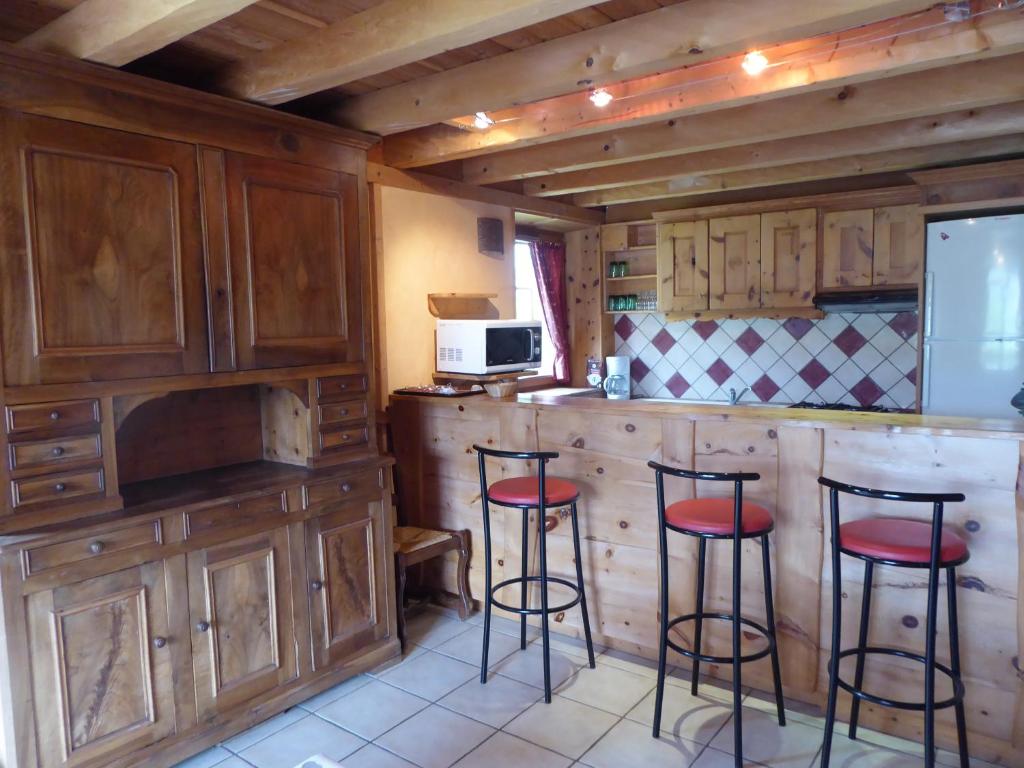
xmin=606 ymin=274 xmax=656 ymax=282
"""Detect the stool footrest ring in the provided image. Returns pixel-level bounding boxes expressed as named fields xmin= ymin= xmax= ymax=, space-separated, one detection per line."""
xmin=833 ymin=646 xmax=965 ymax=711
xmin=489 ymin=575 xmax=583 ymax=616
xmin=664 ymin=612 xmax=775 ymax=665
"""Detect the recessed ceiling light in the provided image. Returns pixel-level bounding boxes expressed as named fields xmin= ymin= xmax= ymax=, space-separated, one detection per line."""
xmin=473 ymin=111 xmax=494 ymax=129
xmin=741 ymin=51 xmax=768 ymax=76
xmin=589 ymin=88 xmax=613 ymax=108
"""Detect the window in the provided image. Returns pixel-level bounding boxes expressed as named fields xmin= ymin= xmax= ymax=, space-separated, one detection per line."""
xmin=513 ymin=240 xmax=554 ymax=377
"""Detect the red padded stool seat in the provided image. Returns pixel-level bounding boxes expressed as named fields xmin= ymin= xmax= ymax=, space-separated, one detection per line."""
xmin=488 ymin=476 xmax=579 ymax=506
xmin=839 ymin=518 xmax=968 ymax=564
xmin=665 ymin=498 xmax=774 ymax=535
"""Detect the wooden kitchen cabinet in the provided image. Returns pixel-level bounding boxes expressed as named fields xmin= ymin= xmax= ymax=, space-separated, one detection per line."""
xmin=0 ymin=113 xmax=210 ymax=386
xmin=224 ymin=152 xmax=364 ymax=370
xmin=873 ymin=204 xmax=924 ymax=285
xmin=821 ymin=206 xmax=923 ymax=289
xmin=821 ymin=209 xmax=875 ymax=288
xmin=761 ymin=209 xmax=816 ymax=308
xmin=25 ymin=560 xmax=177 ymax=768
xmin=656 ymin=221 xmax=709 ymax=312
xmin=709 ymin=214 xmax=761 ymax=310
xmin=186 ymin=527 xmax=298 ymax=722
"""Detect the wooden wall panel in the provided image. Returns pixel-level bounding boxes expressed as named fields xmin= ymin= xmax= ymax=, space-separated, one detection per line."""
xmin=565 ymin=228 xmax=608 ymax=388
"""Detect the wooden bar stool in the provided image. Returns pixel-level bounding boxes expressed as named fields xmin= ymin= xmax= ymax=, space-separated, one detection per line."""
xmin=648 ymin=461 xmax=786 ymax=768
xmin=474 ymin=444 xmax=596 ymax=702
xmin=819 ymin=477 xmax=969 ymax=768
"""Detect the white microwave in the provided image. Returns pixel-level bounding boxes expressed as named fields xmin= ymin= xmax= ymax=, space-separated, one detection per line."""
xmin=436 ymin=319 xmax=543 ymax=375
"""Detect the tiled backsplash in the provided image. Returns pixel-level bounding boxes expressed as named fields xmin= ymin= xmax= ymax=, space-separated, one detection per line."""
xmin=614 ymin=312 xmax=919 ymax=410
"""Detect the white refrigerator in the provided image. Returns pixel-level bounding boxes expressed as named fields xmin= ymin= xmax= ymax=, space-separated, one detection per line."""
xmin=923 ymin=213 xmax=1024 ymax=418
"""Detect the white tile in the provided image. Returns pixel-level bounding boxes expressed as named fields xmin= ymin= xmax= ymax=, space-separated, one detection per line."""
xmin=665 ymin=319 xmax=691 ymax=336
xmin=851 ymin=344 xmax=884 ymax=377
xmin=367 ymin=646 xmax=429 ymax=679
xmin=820 ymin=735 xmax=929 ymax=767
xmin=378 ymin=650 xmax=478 ymax=701
xmin=172 ymin=746 xmax=234 ymax=768
xmin=818 ymin=313 xmax=850 ymax=337
xmin=869 ymin=325 xmax=904 ymax=357
xmin=869 ymin=360 xmax=904 ymax=391
xmin=665 ymin=342 xmax=690 ymax=370
xmin=852 ymin=313 xmax=886 ymax=339
xmin=405 ymin=611 xmax=474 ymax=650
xmin=491 ymin=642 xmax=583 ymax=690
xmin=750 ymin=318 xmax=779 ymax=338
xmin=212 ymin=759 xmax=251 ymax=768
xmin=691 ymin=343 xmax=719 ymax=369
xmin=434 ymin=624 xmax=520 ymax=667
xmin=833 ymin=359 xmax=867 ymax=389
xmin=721 ymin=375 xmax=748 ymax=400
xmin=638 ymin=341 xmax=664 ymax=370
xmin=679 ymin=359 xmax=707 ymax=386
xmin=706 ymin=329 xmax=733 ymax=355
xmin=639 ymin=314 xmax=666 ymax=341
xmin=653 ymin=357 xmax=677 ymax=384
xmin=375 ymin=705 xmax=494 ymax=768
xmin=735 ymin=359 xmax=765 ymax=387
xmin=597 ymin=649 xmax=664 ymax=679
xmin=439 ymin=674 xmax=543 ymax=728
xmin=505 ymin=696 xmax=619 ymax=760
xmin=765 ymin=328 xmax=796 ymax=355
xmin=720 ymin=319 xmax=749 ymax=340
xmin=341 ymin=743 xmax=419 ymax=768
xmin=709 ymin=704 xmax=822 ymax=767
xmin=690 ymin=373 xmax=719 ymax=400
xmin=222 ymin=708 xmax=307 ymax=753
xmin=781 ymin=343 xmax=812 ymax=374
xmin=889 ymin=342 xmax=918 ymax=374
xmin=453 ymin=731 xmax=571 ymax=768
xmin=580 ymin=718 xmax=703 ymax=768
xmin=555 ymin=663 xmax=656 ymax=716
xmin=298 ymin=675 xmax=373 ymax=712
xmin=688 ymin=746 xmax=768 ymax=767
xmin=779 ymin=377 xmax=812 ymax=403
xmin=720 ymin=343 xmax=749 ymax=372
xmin=799 ymin=326 xmax=831 ymax=355
xmin=240 ymin=714 xmax=365 ymax=768
xmin=766 ymin=359 xmax=797 ymax=388
xmin=750 ymin=343 xmax=781 ymax=371
xmin=888 ymin=378 xmax=918 ymax=410
xmin=625 ymin=678 xmax=734 ymax=746
xmin=317 ymin=680 xmax=429 ymax=740
xmin=815 ymin=343 xmax=849 ymax=373
xmin=530 ymin=631 xmax=600 ymax=661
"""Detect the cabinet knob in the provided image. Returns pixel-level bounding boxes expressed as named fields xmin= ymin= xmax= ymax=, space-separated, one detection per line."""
xmin=311 ymin=579 xmax=324 ymax=591
xmin=153 ymin=636 xmax=167 ymax=649
xmin=54 ymin=483 xmax=67 ymax=493
xmin=341 ymin=433 xmax=351 ymax=441
xmin=340 ymin=482 xmax=353 ymax=493
xmin=88 ymin=541 xmax=104 ymax=554
xmin=51 ymin=446 xmax=65 ymax=457
xmin=49 ymin=410 xmax=60 ymax=421
xmin=338 ymin=383 xmax=348 ymax=390
xmin=196 ymin=620 xmax=210 ymax=633
xmin=339 ymin=408 xmax=349 ymax=416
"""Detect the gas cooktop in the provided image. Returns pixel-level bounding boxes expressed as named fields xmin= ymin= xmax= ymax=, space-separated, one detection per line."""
xmin=790 ymin=401 xmax=897 ymax=414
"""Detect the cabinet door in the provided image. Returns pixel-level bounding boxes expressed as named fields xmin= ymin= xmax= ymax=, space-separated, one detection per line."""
xmin=25 ymin=562 xmax=176 ymax=768
xmin=306 ymin=499 xmax=389 ymax=670
xmin=0 ymin=113 xmax=209 ymax=385
xmin=600 ymin=223 xmax=629 ymax=252
xmin=709 ymin=215 xmax=761 ymax=310
xmin=761 ymin=209 xmax=816 ymax=308
xmin=656 ymin=221 xmax=709 ymax=312
xmin=821 ymin=209 xmax=874 ymax=289
xmin=224 ymin=152 xmax=363 ymax=370
xmin=187 ymin=527 xmax=297 ymax=721
xmin=873 ymin=205 xmax=924 ymax=286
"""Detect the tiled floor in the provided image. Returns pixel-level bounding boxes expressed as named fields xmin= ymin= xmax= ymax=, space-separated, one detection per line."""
xmin=174 ymin=607 xmax=998 ymax=768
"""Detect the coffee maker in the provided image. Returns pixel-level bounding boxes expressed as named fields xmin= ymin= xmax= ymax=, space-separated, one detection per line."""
xmin=603 ymin=355 xmax=631 ymax=400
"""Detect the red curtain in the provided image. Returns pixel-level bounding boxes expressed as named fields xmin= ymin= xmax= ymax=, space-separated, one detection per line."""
xmin=530 ymin=240 xmax=570 ymax=383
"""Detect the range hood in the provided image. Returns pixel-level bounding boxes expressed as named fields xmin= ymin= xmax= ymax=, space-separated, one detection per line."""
xmin=814 ymin=288 xmax=918 ymax=314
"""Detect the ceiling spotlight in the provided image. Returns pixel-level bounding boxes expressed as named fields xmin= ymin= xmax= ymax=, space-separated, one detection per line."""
xmin=473 ymin=111 xmax=494 ymax=130
xmin=589 ymin=88 xmax=613 ymax=108
xmin=741 ymin=50 xmax=768 ymax=76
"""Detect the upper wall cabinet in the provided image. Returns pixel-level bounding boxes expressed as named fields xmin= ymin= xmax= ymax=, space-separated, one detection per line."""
xmin=761 ymin=209 xmax=816 ymax=308
xmin=709 ymin=214 xmax=761 ymax=310
xmin=0 ymin=113 xmax=210 ymax=386
xmin=821 ymin=205 xmax=923 ymax=290
xmin=872 ymin=205 xmax=924 ymax=286
xmin=223 ymin=152 xmax=363 ymax=370
xmin=656 ymin=221 xmax=709 ymax=313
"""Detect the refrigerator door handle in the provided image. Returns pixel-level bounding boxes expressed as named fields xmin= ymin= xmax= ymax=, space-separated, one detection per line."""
xmin=921 ymin=344 xmax=932 ymax=410
xmin=923 ymin=271 xmax=935 ymax=339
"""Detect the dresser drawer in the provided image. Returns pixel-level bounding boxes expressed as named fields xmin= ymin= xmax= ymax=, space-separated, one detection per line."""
xmin=6 ymin=399 xmax=101 ymax=436
xmin=304 ymin=469 xmax=381 ymax=509
xmin=11 ymin=468 xmax=105 ymax=508
xmin=319 ymin=425 xmax=369 ymax=453
xmin=23 ymin=519 xmax=162 ymax=576
xmin=183 ymin=490 xmax=288 ymax=538
xmin=9 ymin=434 xmax=102 ymax=471
xmin=319 ymin=400 xmax=368 ymax=426
xmin=317 ymin=374 xmax=367 ymax=401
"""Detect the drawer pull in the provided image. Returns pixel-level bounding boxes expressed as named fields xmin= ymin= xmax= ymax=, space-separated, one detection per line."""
xmin=311 ymin=579 xmax=324 ymax=591
xmin=338 ymin=383 xmax=348 ymax=390
xmin=196 ymin=620 xmax=210 ymax=633
xmin=51 ymin=446 xmax=65 ymax=457
xmin=54 ymin=482 xmax=67 ymax=493
xmin=340 ymin=482 xmax=353 ymax=493
xmin=153 ymin=636 xmax=167 ymax=649
xmin=88 ymin=541 xmax=104 ymax=554
xmin=49 ymin=410 xmax=60 ymax=421
xmin=341 ymin=433 xmax=351 ymax=441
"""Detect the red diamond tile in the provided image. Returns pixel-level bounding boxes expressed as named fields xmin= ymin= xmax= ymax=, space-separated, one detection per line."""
xmin=665 ymin=373 xmax=690 ymax=398
xmin=783 ymin=317 xmax=814 ymax=340
xmin=799 ymin=359 xmax=830 ymax=390
xmin=692 ymin=320 xmax=719 ymax=341
xmin=614 ymin=315 xmax=636 ymax=341
xmin=652 ymin=328 xmax=676 ymax=355
xmin=906 ymin=367 xmax=917 ymax=385
xmin=735 ymin=327 xmax=765 ymax=356
xmin=707 ymin=358 xmax=733 ymax=386
xmin=751 ymin=374 xmax=780 ymax=402
xmin=833 ymin=325 xmax=867 ymax=357
xmin=850 ymin=376 xmax=885 ymax=407
xmin=630 ymin=357 xmax=650 ymax=383
xmin=889 ymin=312 xmax=918 ymax=340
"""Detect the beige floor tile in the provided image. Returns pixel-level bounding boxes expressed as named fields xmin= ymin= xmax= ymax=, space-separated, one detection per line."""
xmin=368 ymin=646 xmax=429 ymax=679
xmin=239 ymin=714 xmax=365 ymax=768
xmin=530 ymin=630 xmax=602 ymax=661
xmin=579 ymin=718 xmax=704 ymax=768
xmin=222 ymin=708 xmax=307 ymax=753
xmin=598 ymin=648 xmax=666 ymax=679
xmin=172 ymin=746 xmax=234 ymax=768
xmin=555 ymin=663 xmax=656 ymax=716
xmin=482 ymin=613 xmax=542 ymax=641
xmin=625 ymin=681 xmax=735 ymax=746
xmin=439 ymin=674 xmax=544 ymax=728
xmin=504 ymin=696 xmax=619 ymax=760
xmin=375 ymin=704 xmax=494 ymax=768
xmin=434 ymin=625 xmax=522 ymax=667
xmin=212 ymin=759 xmax=253 ymax=768
xmin=341 ymin=743 xmax=419 ymax=768
xmin=453 ymin=732 xmax=572 ymax=768
xmin=405 ymin=611 xmax=475 ymax=650
xmin=378 ymin=650 xmax=478 ymax=701
xmin=317 ymin=680 xmax=429 ymax=740
xmin=821 ymin=736 xmax=930 ymax=767
xmin=298 ymin=675 xmax=373 ymax=713
xmin=490 ymin=643 xmax=583 ymax=690
xmin=688 ymin=746 xmax=769 ymax=767
xmin=709 ymin=705 xmax=821 ymax=768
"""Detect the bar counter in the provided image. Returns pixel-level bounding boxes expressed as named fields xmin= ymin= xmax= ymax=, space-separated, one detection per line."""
xmin=389 ymin=389 xmax=1024 ymax=764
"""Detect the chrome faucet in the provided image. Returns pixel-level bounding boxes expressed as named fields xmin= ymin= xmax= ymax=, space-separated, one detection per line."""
xmin=728 ymin=387 xmax=749 ymax=405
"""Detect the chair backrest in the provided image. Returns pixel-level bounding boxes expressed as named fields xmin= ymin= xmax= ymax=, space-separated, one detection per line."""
xmin=472 ymin=444 xmax=560 ymax=507
xmin=647 ymin=460 xmax=761 ymax=538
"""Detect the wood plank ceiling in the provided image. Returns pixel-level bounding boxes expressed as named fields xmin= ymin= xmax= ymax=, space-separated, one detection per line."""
xmin=3 ymin=0 xmax=1024 ymax=223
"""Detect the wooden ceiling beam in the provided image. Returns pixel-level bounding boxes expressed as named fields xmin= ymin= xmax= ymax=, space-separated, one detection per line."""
xmin=571 ymin=134 xmax=1024 ymax=207
xmin=18 ymin=0 xmax=259 ymax=66
xmin=458 ymin=52 xmax=1024 ymax=185
xmin=337 ymin=0 xmax=933 ymax=136
xmin=523 ymin=103 xmax=1024 ymax=197
xmin=214 ymin=0 xmax=602 ymax=105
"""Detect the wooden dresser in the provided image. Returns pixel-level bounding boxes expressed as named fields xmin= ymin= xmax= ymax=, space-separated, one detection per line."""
xmin=0 ymin=45 xmax=398 ymax=768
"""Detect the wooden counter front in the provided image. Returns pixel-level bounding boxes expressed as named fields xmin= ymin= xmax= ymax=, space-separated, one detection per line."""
xmin=389 ymin=392 xmax=1024 ymax=764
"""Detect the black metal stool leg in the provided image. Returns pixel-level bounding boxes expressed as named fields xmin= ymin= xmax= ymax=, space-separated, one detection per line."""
xmin=947 ymin=567 xmax=969 ymax=768
xmin=731 ymin=520 xmax=743 ymax=767
xmin=538 ymin=500 xmax=552 ymax=702
xmin=520 ymin=507 xmax=529 ymax=650
xmin=569 ymin=502 xmax=596 ymax=668
xmin=691 ymin=537 xmax=707 ymax=697
xmin=761 ymin=535 xmax=786 ymax=726
xmin=653 ymin=476 xmax=670 ymax=738
xmin=821 ymin=490 xmax=843 ymax=768
xmin=924 ymin=525 xmax=943 ymax=768
xmin=849 ymin=559 xmax=874 ymax=739
xmin=480 ymin=493 xmax=493 ymax=685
